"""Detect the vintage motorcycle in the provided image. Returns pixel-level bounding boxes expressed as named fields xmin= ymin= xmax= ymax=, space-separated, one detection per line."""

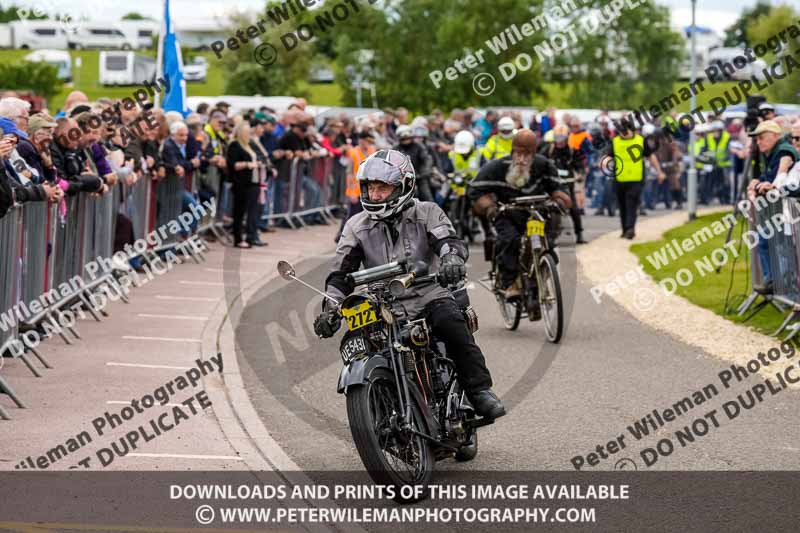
xmin=277 ymin=260 xmax=493 ymax=501
xmin=482 ymin=194 xmax=565 ymax=342
xmin=440 ymin=171 xmax=479 ymax=242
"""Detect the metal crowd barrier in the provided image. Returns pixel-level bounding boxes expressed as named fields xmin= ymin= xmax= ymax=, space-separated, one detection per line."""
xmin=734 ymin=197 xmax=800 ymax=340
xmin=266 ymin=156 xmax=342 ymax=230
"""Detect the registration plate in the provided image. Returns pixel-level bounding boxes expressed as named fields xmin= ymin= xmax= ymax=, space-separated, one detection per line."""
xmin=451 ymin=184 xmax=466 ymax=196
xmin=341 ymin=301 xmax=378 ymax=331
xmin=341 ymin=335 xmax=367 ymax=361
xmin=527 ymin=220 xmax=545 ymax=237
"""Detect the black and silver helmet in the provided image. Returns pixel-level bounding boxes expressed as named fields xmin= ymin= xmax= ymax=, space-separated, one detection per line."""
xmin=357 ymin=149 xmax=416 ymax=220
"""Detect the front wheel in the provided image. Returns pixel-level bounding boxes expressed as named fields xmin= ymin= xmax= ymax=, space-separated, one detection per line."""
xmin=346 ymin=368 xmax=434 ymax=502
xmin=539 ymin=253 xmax=564 ymax=343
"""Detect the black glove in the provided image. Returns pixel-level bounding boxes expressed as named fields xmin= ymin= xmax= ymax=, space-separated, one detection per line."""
xmin=440 ymin=254 xmax=466 ymax=286
xmin=314 ymin=308 xmax=342 ymax=338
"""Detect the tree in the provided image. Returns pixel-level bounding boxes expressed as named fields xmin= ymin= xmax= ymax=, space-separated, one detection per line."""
xmin=746 ymin=5 xmax=800 ymax=104
xmin=723 ymin=0 xmax=772 ymax=48
xmin=122 ymin=12 xmax=153 ymax=21
xmin=547 ymin=0 xmax=683 ymax=110
xmin=217 ymin=9 xmax=312 ymax=97
xmin=0 ymin=3 xmax=48 ymax=22
xmin=0 ymin=61 xmax=62 ymax=100
xmin=329 ymin=0 xmax=546 ymax=112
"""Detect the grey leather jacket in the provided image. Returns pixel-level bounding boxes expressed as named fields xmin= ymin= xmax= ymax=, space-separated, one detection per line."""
xmin=325 ymin=199 xmax=468 ymax=318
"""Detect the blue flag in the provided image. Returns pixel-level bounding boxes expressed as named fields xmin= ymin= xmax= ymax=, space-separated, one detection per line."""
xmin=159 ymin=0 xmax=189 ymax=116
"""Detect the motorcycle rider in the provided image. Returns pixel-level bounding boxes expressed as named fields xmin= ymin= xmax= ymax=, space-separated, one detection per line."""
xmin=469 ymin=129 xmax=572 ymax=305
xmin=313 ymin=149 xmax=506 ymax=420
xmin=394 ymin=125 xmax=435 ymax=202
xmin=481 ymin=116 xmax=515 ymax=162
xmin=546 ymin=124 xmax=587 ymax=244
xmin=449 ymin=130 xmax=481 ymax=180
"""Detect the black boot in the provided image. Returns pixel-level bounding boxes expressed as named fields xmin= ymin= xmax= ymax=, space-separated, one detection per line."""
xmin=469 ymin=389 xmax=506 ymax=420
xmin=576 ymin=232 xmax=587 ymax=244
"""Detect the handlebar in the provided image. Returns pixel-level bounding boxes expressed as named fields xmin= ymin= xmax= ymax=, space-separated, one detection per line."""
xmin=347 ymin=261 xmax=406 ymax=286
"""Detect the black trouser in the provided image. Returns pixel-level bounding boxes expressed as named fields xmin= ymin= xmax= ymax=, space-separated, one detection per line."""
xmin=494 ymin=210 xmax=558 ymax=289
xmin=421 ymin=298 xmax=492 ymax=394
xmin=568 ymin=182 xmax=583 ymax=234
xmin=615 ymin=180 xmax=643 ymax=233
xmin=233 ymin=183 xmax=260 ymax=244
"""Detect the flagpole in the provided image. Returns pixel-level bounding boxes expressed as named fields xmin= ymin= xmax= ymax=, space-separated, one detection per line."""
xmin=154 ymin=0 xmax=166 ymax=109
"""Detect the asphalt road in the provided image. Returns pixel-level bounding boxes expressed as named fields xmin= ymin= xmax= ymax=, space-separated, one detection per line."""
xmin=235 ymin=209 xmax=800 ymax=476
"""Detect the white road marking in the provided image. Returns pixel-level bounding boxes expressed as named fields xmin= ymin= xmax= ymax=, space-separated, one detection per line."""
xmin=126 ymin=453 xmax=244 ymax=461
xmin=106 ymin=400 xmax=184 ymax=407
xmin=107 ymin=362 xmax=193 ymax=370
xmin=155 ymin=295 xmax=217 ymax=302
xmin=179 ymin=280 xmax=225 ymax=286
xmin=204 ymin=268 xmax=259 ymax=275
xmin=137 ymin=313 xmax=207 ymax=321
xmin=121 ymin=335 xmax=202 ymax=343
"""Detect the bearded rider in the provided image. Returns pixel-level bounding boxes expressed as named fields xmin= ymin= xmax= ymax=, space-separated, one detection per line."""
xmin=469 ymin=129 xmax=572 ymax=308
xmin=313 ymin=149 xmax=506 ymax=420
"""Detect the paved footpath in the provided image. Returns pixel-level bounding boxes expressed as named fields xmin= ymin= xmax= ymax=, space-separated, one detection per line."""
xmin=0 ymin=225 xmax=337 ymax=472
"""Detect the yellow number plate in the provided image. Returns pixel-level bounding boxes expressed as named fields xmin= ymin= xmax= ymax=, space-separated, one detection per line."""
xmin=527 ymin=220 xmax=545 ymax=237
xmin=341 ymin=301 xmax=378 ymax=331
xmin=451 ymin=185 xmax=466 ymax=196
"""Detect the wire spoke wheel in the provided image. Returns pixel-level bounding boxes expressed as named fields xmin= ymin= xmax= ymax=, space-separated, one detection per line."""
xmin=539 ymin=253 xmax=563 ymax=343
xmin=346 ymin=369 xmax=433 ymax=501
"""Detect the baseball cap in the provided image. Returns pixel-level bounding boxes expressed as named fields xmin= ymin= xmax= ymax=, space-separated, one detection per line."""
xmin=28 ymin=113 xmax=58 ymax=135
xmin=748 ymin=119 xmax=782 ymax=137
xmin=758 ymin=102 xmax=775 ymax=113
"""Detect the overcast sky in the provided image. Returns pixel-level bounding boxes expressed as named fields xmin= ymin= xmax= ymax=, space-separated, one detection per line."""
xmin=11 ymin=0 xmax=767 ymax=35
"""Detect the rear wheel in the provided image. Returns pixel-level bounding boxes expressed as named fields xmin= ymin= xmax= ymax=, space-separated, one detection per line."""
xmin=346 ymin=369 xmax=434 ymax=502
xmin=539 ymin=253 xmax=563 ymax=343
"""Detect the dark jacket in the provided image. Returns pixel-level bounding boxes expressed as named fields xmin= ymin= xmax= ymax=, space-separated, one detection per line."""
xmin=469 ymin=154 xmax=562 ymax=204
xmin=0 ymin=165 xmax=13 ymax=218
xmin=50 ymin=140 xmax=103 ymax=194
xmin=16 ymin=139 xmax=55 ymax=183
xmin=394 ymin=141 xmax=432 ymax=181
xmin=547 ymin=144 xmax=584 ymax=178
xmin=161 ymin=137 xmax=193 ymax=178
xmin=226 ymin=140 xmax=258 ymax=187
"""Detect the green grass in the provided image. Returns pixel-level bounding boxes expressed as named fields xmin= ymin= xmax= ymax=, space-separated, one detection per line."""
xmin=0 ymin=48 xmax=740 ymax=112
xmin=630 ymin=212 xmax=787 ymax=336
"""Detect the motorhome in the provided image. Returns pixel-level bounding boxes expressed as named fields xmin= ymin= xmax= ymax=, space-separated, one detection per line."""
xmin=69 ymin=24 xmax=136 ymax=50
xmin=9 ymin=20 xmax=69 ymax=49
xmin=99 ymin=51 xmax=156 ymax=85
xmin=24 ymin=49 xmax=72 ymax=81
xmin=117 ymin=20 xmax=159 ymax=50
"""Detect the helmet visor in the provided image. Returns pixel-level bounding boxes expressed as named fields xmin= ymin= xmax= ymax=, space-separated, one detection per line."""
xmin=357 ymin=153 xmax=405 ymax=186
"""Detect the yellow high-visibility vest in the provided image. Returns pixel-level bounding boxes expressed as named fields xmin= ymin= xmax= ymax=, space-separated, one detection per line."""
xmin=612 ymin=134 xmax=645 ymax=183
xmin=705 ymin=131 xmax=731 ymax=168
xmin=449 ymin=149 xmax=481 ymax=179
xmin=480 ymin=134 xmax=512 ymax=161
